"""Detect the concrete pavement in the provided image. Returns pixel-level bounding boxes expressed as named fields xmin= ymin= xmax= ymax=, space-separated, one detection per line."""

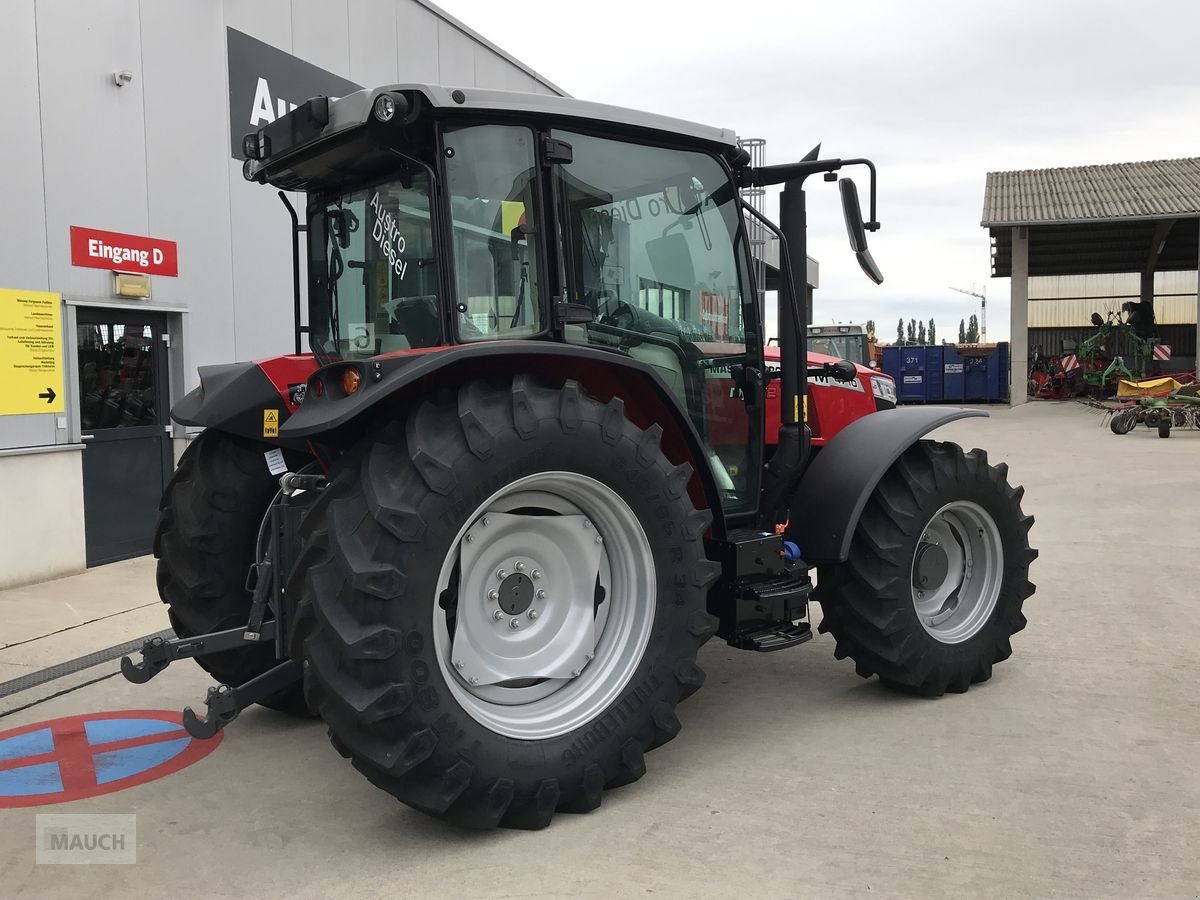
xmin=1 ymin=402 xmax=1198 ymax=898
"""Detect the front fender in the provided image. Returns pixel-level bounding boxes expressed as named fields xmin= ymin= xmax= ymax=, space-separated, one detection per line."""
xmin=787 ymin=406 xmax=988 ymax=564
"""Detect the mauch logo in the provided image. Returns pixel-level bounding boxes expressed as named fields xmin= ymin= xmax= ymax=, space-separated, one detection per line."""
xmin=36 ymin=814 xmax=136 ymax=865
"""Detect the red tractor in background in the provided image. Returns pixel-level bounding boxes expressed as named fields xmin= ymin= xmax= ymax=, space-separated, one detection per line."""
xmin=124 ymin=85 xmax=1036 ymax=830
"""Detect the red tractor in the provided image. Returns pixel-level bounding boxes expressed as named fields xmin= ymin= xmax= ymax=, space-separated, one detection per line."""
xmin=125 ymin=85 xmax=1036 ymax=829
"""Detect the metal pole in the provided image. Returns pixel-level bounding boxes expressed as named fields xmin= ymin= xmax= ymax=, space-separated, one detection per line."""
xmin=778 ymin=184 xmax=807 ymax=425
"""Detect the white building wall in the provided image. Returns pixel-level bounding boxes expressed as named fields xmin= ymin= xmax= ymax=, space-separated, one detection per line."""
xmin=0 ymin=0 xmax=564 ymax=588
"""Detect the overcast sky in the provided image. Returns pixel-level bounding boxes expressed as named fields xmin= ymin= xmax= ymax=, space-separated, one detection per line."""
xmin=439 ymin=0 xmax=1200 ymax=341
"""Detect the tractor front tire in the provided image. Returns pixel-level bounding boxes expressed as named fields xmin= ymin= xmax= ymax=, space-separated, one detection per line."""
xmin=155 ymin=430 xmax=309 ymax=714
xmin=290 ymin=377 xmax=720 ymax=829
xmin=815 ymin=441 xmax=1037 ymax=696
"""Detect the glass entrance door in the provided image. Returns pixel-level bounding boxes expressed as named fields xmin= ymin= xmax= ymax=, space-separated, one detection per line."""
xmin=76 ymin=310 xmax=172 ymax=565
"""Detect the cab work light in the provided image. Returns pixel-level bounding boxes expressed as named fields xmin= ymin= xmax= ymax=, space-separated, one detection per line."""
xmin=371 ymin=91 xmax=411 ymax=123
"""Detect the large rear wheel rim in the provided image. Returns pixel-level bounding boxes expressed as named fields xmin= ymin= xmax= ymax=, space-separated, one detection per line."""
xmin=432 ymin=471 xmax=655 ymax=740
xmin=910 ymin=500 xmax=1004 ymax=644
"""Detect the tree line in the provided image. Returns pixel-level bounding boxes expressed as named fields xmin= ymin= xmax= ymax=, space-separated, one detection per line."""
xmin=889 ymin=315 xmax=980 ymax=345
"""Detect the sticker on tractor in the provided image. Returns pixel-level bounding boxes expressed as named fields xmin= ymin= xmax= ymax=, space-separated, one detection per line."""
xmin=1152 ymin=344 xmax=1172 ymax=361
xmin=810 ymin=373 xmax=864 ymax=393
xmin=0 ymin=711 xmax=223 ymax=808
xmin=264 ymin=447 xmax=287 ymax=475
xmin=263 ymin=409 xmax=280 ymax=438
xmin=903 ymin=375 xmax=923 ymax=384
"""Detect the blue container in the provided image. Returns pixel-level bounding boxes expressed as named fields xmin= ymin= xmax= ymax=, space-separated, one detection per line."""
xmin=883 ymin=345 xmax=944 ymax=403
xmin=923 ymin=346 xmax=944 ymax=402
xmin=959 ymin=342 xmax=1010 ymax=402
xmin=942 ymin=346 xmax=965 ymax=401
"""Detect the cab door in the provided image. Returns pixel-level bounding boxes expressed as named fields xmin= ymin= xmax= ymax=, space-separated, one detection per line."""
xmin=550 ymin=131 xmax=763 ymax=518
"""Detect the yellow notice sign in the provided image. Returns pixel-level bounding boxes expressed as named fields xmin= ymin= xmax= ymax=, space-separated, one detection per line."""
xmin=263 ymin=409 xmax=279 ymax=438
xmin=0 ymin=288 xmax=64 ymax=415
xmin=501 ymin=201 xmax=526 ymax=236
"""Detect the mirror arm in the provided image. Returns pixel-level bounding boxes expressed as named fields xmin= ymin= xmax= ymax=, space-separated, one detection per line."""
xmin=744 ymin=156 xmax=879 ymax=232
xmin=837 ymin=158 xmax=880 ymax=232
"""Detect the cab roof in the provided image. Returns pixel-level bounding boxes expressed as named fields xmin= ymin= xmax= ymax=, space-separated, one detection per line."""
xmin=243 ymin=83 xmax=741 ymax=189
xmin=343 ymin=83 xmax=737 ymax=148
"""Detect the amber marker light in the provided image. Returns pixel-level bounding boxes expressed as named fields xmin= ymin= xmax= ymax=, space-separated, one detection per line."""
xmin=341 ymin=367 xmax=363 ymax=395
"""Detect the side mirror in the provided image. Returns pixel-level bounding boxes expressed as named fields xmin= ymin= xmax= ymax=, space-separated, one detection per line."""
xmin=839 ymin=178 xmax=884 ymax=285
xmin=831 ymin=359 xmax=858 ymax=382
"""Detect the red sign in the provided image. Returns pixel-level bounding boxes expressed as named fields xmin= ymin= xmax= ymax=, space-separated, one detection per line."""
xmin=0 ymin=710 xmax=222 ymax=808
xmin=69 ymin=226 xmax=178 ymax=277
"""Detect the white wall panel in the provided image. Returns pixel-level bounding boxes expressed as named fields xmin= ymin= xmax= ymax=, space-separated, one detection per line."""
xmin=0 ymin=2 xmax=49 ymax=292
xmin=0 ymin=451 xmax=86 ymax=587
xmin=474 ymin=46 xmax=509 ymax=89
xmin=222 ymin=0 xmax=293 ymax=46
xmin=396 ymin=1 xmax=439 ymax=82
xmin=349 ymin=0 xmax=399 ymax=86
xmin=437 ymin=20 xmax=475 ymax=85
xmin=139 ymin=0 xmax=236 ymax=383
xmin=36 ymin=0 xmax=148 ymax=300
xmin=292 ymin=0 xmax=351 ymax=76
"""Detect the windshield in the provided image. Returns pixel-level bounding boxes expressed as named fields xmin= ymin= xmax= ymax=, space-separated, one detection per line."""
xmin=307 ymin=168 xmax=445 ymax=361
xmin=806 ymin=334 xmax=866 ymax=364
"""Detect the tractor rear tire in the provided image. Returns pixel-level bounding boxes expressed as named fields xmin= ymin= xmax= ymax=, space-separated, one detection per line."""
xmin=155 ymin=430 xmax=309 ymax=715
xmin=289 ymin=376 xmax=720 ymax=829
xmin=815 ymin=441 xmax=1037 ymax=697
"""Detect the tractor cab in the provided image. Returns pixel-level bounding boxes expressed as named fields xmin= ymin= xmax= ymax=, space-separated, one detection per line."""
xmin=245 ymin=86 xmax=766 ymax=513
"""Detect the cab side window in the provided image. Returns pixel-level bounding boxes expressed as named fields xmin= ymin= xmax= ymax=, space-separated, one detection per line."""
xmin=553 ymin=130 xmax=759 ymax=512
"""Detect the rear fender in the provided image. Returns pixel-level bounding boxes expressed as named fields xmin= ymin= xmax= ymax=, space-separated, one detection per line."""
xmin=787 ymin=406 xmax=987 ymax=564
xmin=281 ymin=342 xmax=726 ymax=536
xmin=171 ymin=358 xmax=317 ymax=452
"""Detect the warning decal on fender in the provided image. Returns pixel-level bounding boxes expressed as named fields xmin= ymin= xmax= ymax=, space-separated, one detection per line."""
xmin=263 ymin=409 xmax=279 ymax=438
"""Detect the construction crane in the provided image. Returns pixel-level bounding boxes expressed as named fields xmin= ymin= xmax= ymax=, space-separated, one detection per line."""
xmin=949 ymin=284 xmax=987 ymax=341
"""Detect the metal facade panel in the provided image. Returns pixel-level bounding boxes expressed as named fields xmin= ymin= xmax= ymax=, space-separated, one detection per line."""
xmin=0 ymin=2 xmax=49 ymax=292
xmin=221 ymin=0 xmax=293 ymax=45
xmin=397 ymin=0 xmax=439 ymax=81
xmin=292 ymin=0 xmax=351 ymax=75
xmin=139 ymin=0 xmax=237 ymax=384
xmin=437 ymin=20 xmax=476 ymax=85
xmin=348 ymin=0 xmax=400 ymax=86
xmin=474 ymin=46 xmax=510 ymax=89
xmin=1028 ymin=296 xmax=1198 ymax=328
xmin=1029 ymin=325 xmax=1196 ymax=357
xmin=503 ymin=65 xmax=538 ymax=93
xmin=37 ymin=0 xmax=149 ymax=300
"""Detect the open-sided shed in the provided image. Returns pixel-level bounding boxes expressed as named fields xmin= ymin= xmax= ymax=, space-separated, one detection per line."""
xmin=982 ymin=158 xmax=1200 ymax=402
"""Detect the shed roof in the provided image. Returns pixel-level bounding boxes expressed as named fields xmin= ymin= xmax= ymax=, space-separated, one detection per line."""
xmin=982 ymin=158 xmax=1200 ymax=227
xmin=982 ymin=158 xmax=1200 ymax=278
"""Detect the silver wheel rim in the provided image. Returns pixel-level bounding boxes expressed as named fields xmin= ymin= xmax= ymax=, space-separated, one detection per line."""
xmin=910 ymin=500 xmax=1004 ymax=644
xmin=432 ymin=472 xmax=655 ymax=740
